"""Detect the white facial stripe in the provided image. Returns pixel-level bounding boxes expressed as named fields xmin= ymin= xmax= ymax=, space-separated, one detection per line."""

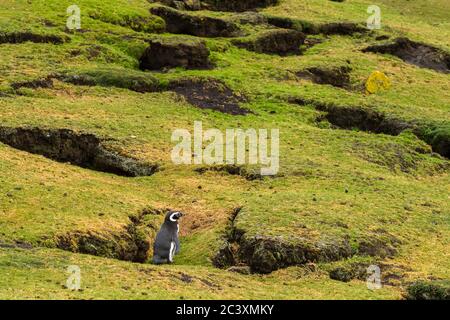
xmin=169 ymin=212 xmax=180 ymax=222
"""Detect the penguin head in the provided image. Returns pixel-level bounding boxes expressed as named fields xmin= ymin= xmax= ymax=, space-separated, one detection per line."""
xmin=165 ymin=211 xmax=183 ymax=224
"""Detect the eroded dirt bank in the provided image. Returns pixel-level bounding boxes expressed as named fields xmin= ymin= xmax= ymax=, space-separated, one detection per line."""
xmin=0 ymin=127 xmax=158 ymax=177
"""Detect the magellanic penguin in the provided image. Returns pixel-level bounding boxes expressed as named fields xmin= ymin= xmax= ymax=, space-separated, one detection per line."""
xmin=152 ymin=211 xmax=183 ymax=264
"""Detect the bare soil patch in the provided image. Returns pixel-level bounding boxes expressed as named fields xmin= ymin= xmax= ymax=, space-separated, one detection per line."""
xmin=167 ymin=78 xmax=250 ymax=115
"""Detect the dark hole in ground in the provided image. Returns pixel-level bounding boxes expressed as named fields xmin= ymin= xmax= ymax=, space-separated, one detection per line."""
xmin=0 ymin=31 xmax=68 ymax=45
xmin=232 ymin=29 xmax=305 ymax=56
xmin=11 ymin=70 xmax=161 ymax=94
xmin=264 ymin=17 xmax=368 ymax=37
xmin=150 ymin=6 xmax=240 ymax=37
xmin=212 ymin=208 xmax=354 ymax=274
xmin=291 ymin=98 xmax=411 ymax=135
xmin=329 ymin=263 xmax=371 ymax=283
xmin=55 ymin=208 xmax=164 ymax=262
xmin=155 ymin=0 xmax=279 ymax=12
xmin=362 ymin=37 xmax=450 ymax=73
xmin=195 ymin=165 xmax=264 ymax=180
xmin=330 ymin=262 xmax=410 ymax=286
xmin=264 ymin=15 xmax=319 ymax=34
xmin=0 ymin=126 xmax=158 ymax=177
xmin=203 ymin=0 xmax=279 ymax=12
xmin=55 ymin=70 xmax=161 ymax=93
xmin=0 ymin=241 xmax=33 ymax=250
xmin=167 ymin=78 xmax=250 ymax=115
xmin=290 ymin=98 xmax=450 ymax=159
xmin=11 ymin=76 xmax=55 ymax=90
xmin=319 ymin=22 xmax=368 ymax=36
xmin=296 ymin=66 xmax=352 ymax=89
xmin=139 ymin=38 xmax=212 ymax=71
xmin=316 ymin=104 xmax=411 ymax=135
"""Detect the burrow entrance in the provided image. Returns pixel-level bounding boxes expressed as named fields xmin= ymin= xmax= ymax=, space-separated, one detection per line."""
xmin=363 ymin=37 xmax=450 ymax=73
xmin=290 ymin=98 xmax=449 ymax=159
xmin=212 ymin=208 xmax=401 ymax=274
xmin=150 ymin=6 xmax=241 ymax=38
xmin=55 ymin=207 xmax=166 ymax=262
xmin=156 ymin=0 xmax=280 ymax=12
xmin=232 ymin=29 xmax=305 ymax=56
xmin=0 ymin=31 xmax=68 ymax=45
xmin=139 ymin=38 xmax=212 ymax=71
xmin=0 ymin=126 xmax=158 ymax=177
xmin=195 ymin=165 xmax=264 ymax=181
xmin=296 ymin=66 xmax=352 ymax=89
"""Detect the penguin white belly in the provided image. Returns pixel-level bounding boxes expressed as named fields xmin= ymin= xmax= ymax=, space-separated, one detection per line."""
xmin=169 ymin=241 xmax=176 ymax=262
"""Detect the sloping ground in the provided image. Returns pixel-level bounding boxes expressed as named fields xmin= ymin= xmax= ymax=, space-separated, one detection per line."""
xmin=0 ymin=0 xmax=449 ymax=300
xmin=0 ymin=247 xmax=400 ymax=299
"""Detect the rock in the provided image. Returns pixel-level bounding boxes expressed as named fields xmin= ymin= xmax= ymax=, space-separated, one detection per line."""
xmin=150 ymin=6 xmax=240 ymax=37
xmin=232 ymin=29 xmax=305 ymax=55
xmin=139 ymin=38 xmax=211 ymax=70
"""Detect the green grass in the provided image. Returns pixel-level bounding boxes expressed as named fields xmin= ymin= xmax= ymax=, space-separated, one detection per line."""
xmin=0 ymin=0 xmax=449 ymax=299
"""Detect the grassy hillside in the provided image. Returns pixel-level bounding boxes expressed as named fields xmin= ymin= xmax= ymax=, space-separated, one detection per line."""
xmin=0 ymin=0 xmax=449 ymax=299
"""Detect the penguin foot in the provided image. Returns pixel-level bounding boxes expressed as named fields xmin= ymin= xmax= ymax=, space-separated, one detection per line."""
xmin=152 ymin=255 xmax=169 ymax=265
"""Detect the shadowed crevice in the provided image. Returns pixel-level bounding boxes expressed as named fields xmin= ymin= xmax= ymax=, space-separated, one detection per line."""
xmin=0 ymin=126 xmax=159 ymax=177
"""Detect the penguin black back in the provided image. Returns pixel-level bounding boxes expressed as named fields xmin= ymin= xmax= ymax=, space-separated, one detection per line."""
xmin=152 ymin=211 xmax=183 ymax=264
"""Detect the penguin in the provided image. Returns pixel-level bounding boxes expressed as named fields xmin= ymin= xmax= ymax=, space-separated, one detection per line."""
xmin=152 ymin=211 xmax=183 ymax=264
